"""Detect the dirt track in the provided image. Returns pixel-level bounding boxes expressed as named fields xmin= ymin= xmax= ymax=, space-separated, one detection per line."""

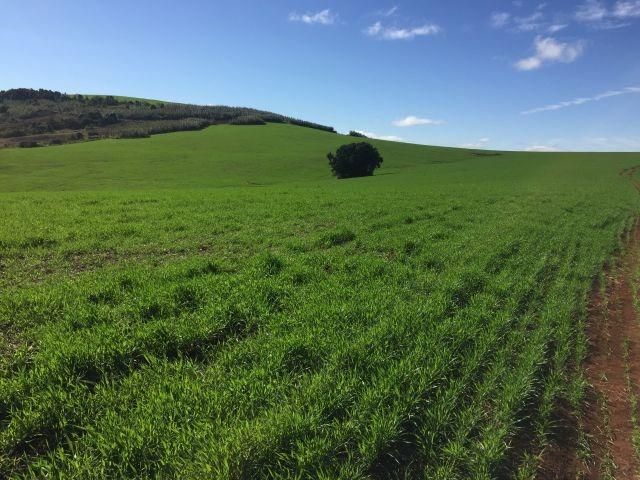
xmin=539 ymin=172 xmax=640 ymax=479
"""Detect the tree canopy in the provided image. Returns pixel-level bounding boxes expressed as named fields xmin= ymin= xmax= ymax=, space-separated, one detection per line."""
xmin=327 ymin=142 xmax=383 ymax=179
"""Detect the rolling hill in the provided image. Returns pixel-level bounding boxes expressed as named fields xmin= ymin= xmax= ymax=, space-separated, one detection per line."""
xmin=1 ymin=119 xmax=640 ymax=478
xmin=0 ymin=88 xmax=335 ymax=148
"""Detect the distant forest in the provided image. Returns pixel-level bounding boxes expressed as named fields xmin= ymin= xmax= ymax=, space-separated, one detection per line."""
xmin=0 ymin=88 xmax=336 ymax=148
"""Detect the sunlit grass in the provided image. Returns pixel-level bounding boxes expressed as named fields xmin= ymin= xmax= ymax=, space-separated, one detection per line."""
xmin=1 ymin=124 xmax=639 ymax=478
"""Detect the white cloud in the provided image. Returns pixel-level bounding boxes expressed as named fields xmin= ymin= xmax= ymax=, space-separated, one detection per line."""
xmin=548 ymin=24 xmax=568 ymax=32
xmin=584 ymin=136 xmax=640 ymax=150
xmin=356 ymin=131 xmax=403 ymax=142
xmin=366 ymin=22 xmax=383 ymax=36
xmin=382 ymin=6 xmax=399 ymax=17
xmin=613 ymin=1 xmax=640 ymax=17
xmin=575 ymin=0 xmax=608 ymax=21
xmin=491 ymin=12 xmax=511 ymax=28
xmin=514 ymin=11 xmax=545 ymax=31
xmin=461 ymin=138 xmax=491 ymax=148
xmin=288 ymin=9 xmax=336 ymax=25
xmin=522 ymin=85 xmax=640 ymax=114
xmin=366 ymin=21 xmax=441 ymax=40
xmin=515 ymin=36 xmax=584 ymax=71
xmin=517 ymin=136 xmax=640 ymax=152
xmin=525 ymin=145 xmax=561 ymax=152
xmin=516 ymin=57 xmax=543 ymax=70
xmin=497 ymin=0 xmax=640 ymax=35
xmin=574 ymin=0 xmax=640 ymax=27
xmin=491 ymin=8 xmax=549 ymax=32
xmin=392 ymin=116 xmax=445 ymax=127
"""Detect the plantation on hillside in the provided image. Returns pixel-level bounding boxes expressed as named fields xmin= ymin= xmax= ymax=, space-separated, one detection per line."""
xmin=0 ymin=88 xmax=335 ymax=148
xmin=0 ymin=124 xmax=639 ymax=478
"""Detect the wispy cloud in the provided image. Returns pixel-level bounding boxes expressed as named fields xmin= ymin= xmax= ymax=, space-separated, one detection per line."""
xmin=522 ymin=86 xmax=640 ymax=114
xmin=366 ymin=21 xmax=441 ymax=40
xmin=583 ymin=135 xmax=640 ymax=150
xmin=513 ymin=11 xmax=545 ymax=31
xmin=356 ymin=131 xmax=403 ymax=142
xmin=574 ymin=0 xmax=640 ymax=27
xmin=288 ymin=9 xmax=336 ymax=25
xmin=614 ymin=1 xmax=640 ymax=17
xmin=495 ymin=0 xmax=640 ymax=34
xmin=548 ymin=24 xmax=568 ymax=32
xmin=491 ymin=12 xmax=511 ymax=28
xmin=575 ymin=0 xmax=608 ymax=21
xmin=518 ymin=136 xmax=640 ymax=152
xmin=525 ymin=145 xmax=562 ymax=152
xmin=461 ymin=138 xmax=491 ymax=148
xmin=381 ymin=6 xmax=399 ymax=17
xmin=490 ymin=8 xmax=547 ymax=32
xmin=493 ymin=0 xmax=639 ymax=38
xmin=514 ymin=36 xmax=584 ymax=71
xmin=392 ymin=116 xmax=445 ymax=127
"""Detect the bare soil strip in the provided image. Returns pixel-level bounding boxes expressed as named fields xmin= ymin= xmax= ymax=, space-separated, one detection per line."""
xmin=539 ymin=221 xmax=640 ymax=479
xmin=584 ymin=229 xmax=640 ymax=479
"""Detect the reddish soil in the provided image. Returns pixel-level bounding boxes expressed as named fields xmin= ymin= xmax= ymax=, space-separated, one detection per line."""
xmin=539 ymin=221 xmax=640 ymax=479
xmin=620 ymin=166 xmax=640 ymax=193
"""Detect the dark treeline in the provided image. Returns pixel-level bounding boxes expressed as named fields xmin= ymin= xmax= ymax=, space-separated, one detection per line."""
xmin=0 ymin=88 xmax=70 ymax=101
xmin=0 ymin=88 xmax=336 ymax=147
xmin=348 ymin=131 xmax=368 ymax=138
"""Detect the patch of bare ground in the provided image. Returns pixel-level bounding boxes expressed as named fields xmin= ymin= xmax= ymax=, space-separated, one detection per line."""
xmin=538 ymin=220 xmax=640 ymax=479
xmin=620 ymin=166 xmax=640 ymax=193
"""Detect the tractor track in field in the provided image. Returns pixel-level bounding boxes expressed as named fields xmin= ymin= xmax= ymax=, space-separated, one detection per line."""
xmin=539 ymin=167 xmax=640 ymax=479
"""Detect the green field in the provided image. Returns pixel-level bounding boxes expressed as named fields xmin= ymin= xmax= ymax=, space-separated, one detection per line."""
xmin=0 ymin=124 xmax=465 ymax=191
xmin=1 ymin=123 xmax=639 ymax=478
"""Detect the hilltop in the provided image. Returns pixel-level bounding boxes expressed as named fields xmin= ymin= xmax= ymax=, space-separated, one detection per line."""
xmin=0 ymin=88 xmax=335 ymax=148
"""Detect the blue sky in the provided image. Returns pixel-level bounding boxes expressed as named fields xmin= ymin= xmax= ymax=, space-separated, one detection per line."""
xmin=2 ymin=0 xmax=639 ymax=151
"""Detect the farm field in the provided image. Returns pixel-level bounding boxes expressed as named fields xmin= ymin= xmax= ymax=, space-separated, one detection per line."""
xmin=1 ymin=123 xmax=640 ymax=478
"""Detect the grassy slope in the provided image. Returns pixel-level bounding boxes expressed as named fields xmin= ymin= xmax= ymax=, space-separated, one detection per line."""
xmin=0 ymin=123 xmax=472 ymax=191
xmin=94 ymin=95 xmax=169 ymax=105
xmin=1 ymin=124 xmax=640 ymax=478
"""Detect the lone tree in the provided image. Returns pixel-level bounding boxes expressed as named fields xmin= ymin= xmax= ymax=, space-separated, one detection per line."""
xmin=327 ymin=142 xmax=383 ymax=179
